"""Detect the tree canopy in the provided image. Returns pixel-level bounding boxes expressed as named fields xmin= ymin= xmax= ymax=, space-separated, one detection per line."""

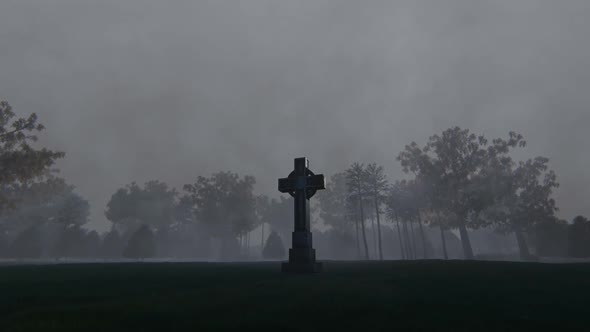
xmin=105 ymin=180 xmax=177 ymax=234
xmin=0 ymin=101 xmax=64 ymax=213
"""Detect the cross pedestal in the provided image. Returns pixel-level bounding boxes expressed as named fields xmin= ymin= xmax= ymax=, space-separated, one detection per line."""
xmin=278 ymin=157 xmax=325 ymax=273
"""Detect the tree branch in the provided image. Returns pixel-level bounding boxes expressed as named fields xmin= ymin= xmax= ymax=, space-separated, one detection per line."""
xmin=0 ymin=125 xmax=31 ymax=138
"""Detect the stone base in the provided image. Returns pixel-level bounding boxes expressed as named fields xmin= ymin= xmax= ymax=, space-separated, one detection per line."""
xmin=288 ymin=247 xmax=316 ymax=263
xmin=283 ymin=231 xmax=322 ymax=273
xmin=281 ymin=261 xmax=323 ymax=273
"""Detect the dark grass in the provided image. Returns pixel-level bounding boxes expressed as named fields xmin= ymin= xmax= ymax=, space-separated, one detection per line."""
xmin=1 ymin=260 xmax=590 ymax=331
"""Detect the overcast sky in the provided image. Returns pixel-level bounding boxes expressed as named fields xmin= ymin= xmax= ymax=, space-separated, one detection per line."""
xmin=1 ymin=1 xmax=589 ymax=231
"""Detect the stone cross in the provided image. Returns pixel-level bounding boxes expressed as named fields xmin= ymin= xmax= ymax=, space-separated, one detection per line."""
xmin=278 ymin=157 xmax=325 ymax=273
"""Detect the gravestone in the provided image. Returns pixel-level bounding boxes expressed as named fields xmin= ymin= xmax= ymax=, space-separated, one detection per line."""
xmin=278 ymin=157 xmax=325 ymax=273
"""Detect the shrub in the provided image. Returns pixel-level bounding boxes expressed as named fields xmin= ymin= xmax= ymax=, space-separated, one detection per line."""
xmin=262 ymin=231 xmax=286 ymax=259
xmin=123 ymin=225 xmax=156 ymax=259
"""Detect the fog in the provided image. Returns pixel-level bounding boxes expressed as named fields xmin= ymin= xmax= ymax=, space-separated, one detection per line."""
xmin=1 ymin=0 xmax=589 ymax=235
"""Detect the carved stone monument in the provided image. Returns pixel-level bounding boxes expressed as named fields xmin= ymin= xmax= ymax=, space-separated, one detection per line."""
xmin=278 ymin=157 xmax=325 ymax=273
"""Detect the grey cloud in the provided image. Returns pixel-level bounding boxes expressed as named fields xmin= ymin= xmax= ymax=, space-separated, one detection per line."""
xmin=1 ymin=0 xmax=588 ymax=231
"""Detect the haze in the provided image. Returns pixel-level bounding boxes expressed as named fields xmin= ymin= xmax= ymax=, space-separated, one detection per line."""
xmin=1 ymin=0 xmax=588 ymax=232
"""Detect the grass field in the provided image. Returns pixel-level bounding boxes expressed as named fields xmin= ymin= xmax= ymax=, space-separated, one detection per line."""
xmin=1 ymin=260 xmax=590 ymax=331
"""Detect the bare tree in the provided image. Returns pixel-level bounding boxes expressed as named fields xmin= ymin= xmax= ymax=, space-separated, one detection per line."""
xmin=364 ymin=163 xmax=388 ymax=260
xmin=346 ymin=163 xmax=369 ymax=260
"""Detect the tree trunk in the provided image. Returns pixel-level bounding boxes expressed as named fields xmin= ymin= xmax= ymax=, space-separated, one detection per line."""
xmin=261 ymin=222 xmax=265 ymax=255
xmin=410 ymin=221 xmax=417 ymax=260
xmin=374 ymin=195 xmax=383 ymax=261
xmin=360 ymin=216 xmax=369 ymax=260
xmin=515 ymin=230 xmax=531 ymax=261
xmin=360 ymin=218 xmax=369 ymax=260
xmin=395 ymin=214 xmax=405 ymax=260
xmin=357 ymin=185 xmax=369 ymax=260
xmin=458 ymin=223 xmax=474 ymax=260
xmin=402 ymin=221 xmax=413 ymax=259
xmin=371 ymin=216 xmax=378 ymax=257
xmin=439 ymin=225 xmax=448 ymax=260
xmin=247 ymin=231 xmax=250 ymax=254
xmin=239 ymin=233 xmax=243 ymax=253
xmin=355 ymin=218 xmax=361 ymax=259
xmin=417 ymin=214 xmax=428 ymax=259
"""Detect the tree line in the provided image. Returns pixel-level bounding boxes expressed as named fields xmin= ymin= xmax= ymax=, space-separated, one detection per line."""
xmin=318 ymin=129 xmax=561 ymax=261
xmin=0 ymin=100 xmax=588 ymax=261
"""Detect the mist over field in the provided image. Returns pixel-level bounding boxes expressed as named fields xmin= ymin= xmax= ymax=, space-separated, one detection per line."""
xmin=0 ymin=1 xmax=589 ymax=262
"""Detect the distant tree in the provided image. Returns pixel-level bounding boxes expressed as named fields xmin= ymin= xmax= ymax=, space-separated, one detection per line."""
xmin=386 ymin=180 xmax=427 ymax=260
xmin=0 ymin=231 xmax=7 ymax=258
xmin=104 ymin=184 xmax=140 ymax=233
xmin=256 ymin=195 xmax=270 ymax=254
xmin=48 ymin=190 xmax=91 ymax=259
xmin=174 ymin=194 xmax=196 ymax=225
xmin=256 ymin=195 xmax=292 ymax=254
xmin=485 ymin=157 xmax=559 ymax=260
xmin=346 ymin=163 xmax=369 ymax=260
xmin=154 ymin=227 xmax=172 ymax=258
xmin=262 ymin=231 xmax=286 ymax=259
xmin=228 ymin=175 xmax=258 ymax=251
xmin=55 ymin=193 xmax=90 ymax=229
xmin=220 ymin=236 xmax=242 ymax=261
xmin=158 ymin=194 xmax=202 ymax=258
xmin=101 ymin=230 xmax=124 ymax=258
xmin=398 ymin=127 xmax=526 ymax=259
xmin=397 ymin=141 xmax=451 ymax=259
xmin=399 ymin=179 xmax=432 ymax=259
xmin=53 ymin=226 xmax=86 ymax=258
xmin=0 ymin=100 xmax=65 ymax=214
xmin=568 ymin=216 xmax=590 ymax=258
xmin=434 ymin=211 xmax=454 ymax=259
xmin=84 ymin=231 xmax=101 ymax=258
xmin=316 ymin=172 xmax=355 ymax=234
xmin=183 ymin=172 xmax=258 ymax=258
xmin=123 ymin=225 xmax=156 ymax=259
xmin=345 ymin=192 xmax=362 ymax=258
xmin=364 ymin=163 xmax=388 ymax=260
xmin=0 ymin=176 xmax=78 ymax=232
xmin=385 ymin=182 xmax=407 ymax=259
xmin=403 ymin=128 xmax=482 ymax=259
xmin=0 ymin=176 xmax=90 ymax=259
xmin=9 ymin=225 xmax=42 ymax=258
xmin=535 ymin=218 xmax=568 ymax=257
xmin=105 ymin=180 xmax=177 ymax=235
